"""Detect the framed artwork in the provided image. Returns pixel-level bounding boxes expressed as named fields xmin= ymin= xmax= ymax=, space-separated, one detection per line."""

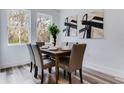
xmin=78 ymin=10 xmax=104 ymax=39
xmin=63 ymin=15 xmax=78 ymax=37
xmin=37 ymin=13 xmax=52 ymax=42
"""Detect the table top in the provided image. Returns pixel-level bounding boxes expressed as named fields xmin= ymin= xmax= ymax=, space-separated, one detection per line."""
xmin=41 ymin=48 xmax=71 ymax=56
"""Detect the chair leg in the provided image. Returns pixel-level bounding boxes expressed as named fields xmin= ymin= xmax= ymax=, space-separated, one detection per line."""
xmin=30 ymin=62 xmax=33 ymax=72
xmin=58 ymin=67 xmax=59 ymax=80
xmin=41 ymin=69 xmax=44 ymax=84
xmin=34 ymin=64 xmax=36 ymax=68
xmin=68 ymin=72 xmax=71 ymax=84
xmin=75 ymin=70 xmax=77 ymax=75
xmin=48 ymin=68 xmax=52 ymax=73
xmin=34 ymin=66 xmax=38 ymax=78
xmin=79 ymin=68 xmax=83 ymax=83
xmin=64 ymin=70 xmax=66 ymax=78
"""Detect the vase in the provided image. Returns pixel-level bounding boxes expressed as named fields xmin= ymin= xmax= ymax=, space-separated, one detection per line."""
xmin=53 ymin=35 xmax=56 ymax=46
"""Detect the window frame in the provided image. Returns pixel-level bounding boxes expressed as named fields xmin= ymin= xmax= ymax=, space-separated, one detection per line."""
xmin=36 ymin=12 xmax=52 ymax=43
xmin=7 ymin=9 xmax=31 ymax=46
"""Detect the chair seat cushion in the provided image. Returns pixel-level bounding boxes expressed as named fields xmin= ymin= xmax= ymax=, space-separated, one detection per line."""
xmin=43 ymin=59 xmax=55 ymax=69
xmin=42 ymin=53 xmax=50 ymax=59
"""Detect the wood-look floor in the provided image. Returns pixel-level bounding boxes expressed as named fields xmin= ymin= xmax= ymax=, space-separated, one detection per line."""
xmin=0 ymin=64 xmax=124 ymax=84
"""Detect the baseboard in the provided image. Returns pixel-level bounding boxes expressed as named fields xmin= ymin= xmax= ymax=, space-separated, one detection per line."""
xmin=84 ymin=62 xmax=124 ymax=79
xmin=0 ymin=58 xmax=30 ymax=69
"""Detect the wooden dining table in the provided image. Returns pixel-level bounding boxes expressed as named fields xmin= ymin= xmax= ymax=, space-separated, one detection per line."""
xmin=41 ymin=48 xmax=71 ymax=84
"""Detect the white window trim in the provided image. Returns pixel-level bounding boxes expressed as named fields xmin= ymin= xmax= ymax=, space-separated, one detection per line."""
xmin=36 ymin=12 xmax=52 ymax=43
xmin=7 ymin=9 xmax=31 ymax=46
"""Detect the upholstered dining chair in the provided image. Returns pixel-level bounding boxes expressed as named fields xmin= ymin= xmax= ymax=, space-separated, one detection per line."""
xmin=60 ymin=42 xmax=79 ymax=77
xmin=27 ymin=44 xmax=35 ymax=73
xmin=27 ymin=44 xmax=38 ymax=78
xmin=36 ymin=42 xmax=45 ymax=47
xmin=31 ymin=44 xmax=55 ymax=84
xmin=58 ymin=44 xmax=87 ymax=84
xmin=36 ymin=42 xmax=50 ymax=59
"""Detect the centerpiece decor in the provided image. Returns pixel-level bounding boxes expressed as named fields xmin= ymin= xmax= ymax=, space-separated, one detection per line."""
xmin=48 ymin=23 xmax=59 ymax=46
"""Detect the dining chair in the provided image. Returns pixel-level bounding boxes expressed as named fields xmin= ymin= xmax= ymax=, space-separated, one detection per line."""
xmin=31 ymin=44 xmax=55 ymax=84
xmin=36 ymin=42 xmax=52 ymax=73
xmin=36 ymin=42 xmax=50 ymax=59
xmin=36 ymin=42 xmax=45 ymax=47
xmin=27 ymin=44 xmax=38 ymax=78
xmin=60 ymin=42 xmax=79 ymax=77
xmin=58 ymin=44 xmax=87 ymax=84
xmin=61 ymin=42 xmax=78 ymax=49
xmin=27 ymin=44 xmax=35 ymax=73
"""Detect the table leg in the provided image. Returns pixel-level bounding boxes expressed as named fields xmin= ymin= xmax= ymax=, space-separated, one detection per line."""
xmin=55 ymin=56 xmax=59 ymax=84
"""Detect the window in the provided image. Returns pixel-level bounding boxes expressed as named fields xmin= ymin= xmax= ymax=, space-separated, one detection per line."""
xmin=8 ymin=9 xmax=31 ymax=45
xmin=37 ymin=13 xmax=52 ymax=42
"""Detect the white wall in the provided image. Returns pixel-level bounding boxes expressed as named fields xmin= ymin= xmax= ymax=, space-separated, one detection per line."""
xmin=0 ymin=9 xmax=60 ymax=69
xmin=59 ymin=9 xmax=124 ymax=79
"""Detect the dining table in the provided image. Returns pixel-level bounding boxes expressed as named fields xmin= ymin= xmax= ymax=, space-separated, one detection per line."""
xmin=40 ymin=48 xmax=71 ymax=84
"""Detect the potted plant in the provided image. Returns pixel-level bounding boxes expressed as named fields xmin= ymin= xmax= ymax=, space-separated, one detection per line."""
xmin=48 ymin=23 xmax=59 ymax=46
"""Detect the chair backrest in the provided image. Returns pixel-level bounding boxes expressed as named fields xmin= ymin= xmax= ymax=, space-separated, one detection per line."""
xmin=36 ymin=42 xmax=45 ymax=47
xmin=69 ymin=44 xmax=86 ymax=72
xmin=61 ymin=42 xmax=78 ymax=49
xmin=27 ymin=44 xmax=35 ymax=64
xmin=31 ymin=44 xmax=43 ymax=70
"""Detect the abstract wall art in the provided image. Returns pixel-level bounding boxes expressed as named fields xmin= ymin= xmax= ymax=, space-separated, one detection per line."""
xmin=62 ymin=10 xmax=104 ymax=39
xmin=78 ymin=10 xmax=104 ymax=39
xmin=63 ymin=15 xmax=78 ymax=37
